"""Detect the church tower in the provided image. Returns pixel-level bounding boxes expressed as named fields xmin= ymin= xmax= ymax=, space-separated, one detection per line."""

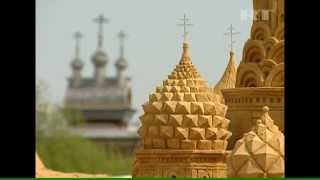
xmin=70 ymin=31 xmax=84 ymax=88
xmin=132 ymin=15 xmax=231 ymax=178
xmin=115 ymin=31 xmax=128 ymax=86
xmin=64 ymin=14 xmax=137 ymax=153
xmin=91 ymin=14 xmax=109 ymax=86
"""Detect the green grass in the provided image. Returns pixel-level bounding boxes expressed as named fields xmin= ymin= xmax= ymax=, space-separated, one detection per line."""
xmin=37 ymin=134 xmax=134 ymax=175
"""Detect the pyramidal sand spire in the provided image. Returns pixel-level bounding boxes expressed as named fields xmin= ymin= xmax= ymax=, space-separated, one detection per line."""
xmin=133 ymin=15 xmax=232 ymax=177
xmin=213 ymin=51 xmax=237 ymax=95
xmin=138 ymin=40 xmax=232 ymax=150
xmin=214 ymin=24 xmax=239 ymax=96
xmin=133 ymin=40 xmax=232 ymax=178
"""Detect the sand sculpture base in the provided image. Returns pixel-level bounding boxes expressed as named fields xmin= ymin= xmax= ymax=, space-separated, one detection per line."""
xmin=133 ymin=149 xmax=228 ymax=178
xmin=222 ymin=87 xmax=284 ymax=149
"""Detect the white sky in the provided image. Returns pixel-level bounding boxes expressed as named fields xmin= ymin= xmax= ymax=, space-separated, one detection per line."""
xmin=36 ymin=0 xmax=253 ymax=122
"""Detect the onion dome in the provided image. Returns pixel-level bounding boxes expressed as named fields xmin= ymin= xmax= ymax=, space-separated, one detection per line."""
xmin=91 ymin=50 xmax=108 ymax=67
xmin=70 ymin=58 xmax=84 ymax=70
xmin=227 ymin=106 xmax=284 ymax=177
xmin=115 ymin=30 xmax=128 ymax=71
xmin=137 ymin=42 xmax=232 ymax=150
xmin=115 ymin=57 xmax=127 ymax=71
xmin=70 ymin=31 xmax=84 ymax=71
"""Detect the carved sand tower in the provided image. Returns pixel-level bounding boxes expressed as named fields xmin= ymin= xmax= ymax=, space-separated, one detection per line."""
xmin=227 ymin=106 xmax=284 ymax=177
xmin=222 ymin=0 xmax=284 ymax=149
xmin=132 ymin=15 xmax=232 ymax=178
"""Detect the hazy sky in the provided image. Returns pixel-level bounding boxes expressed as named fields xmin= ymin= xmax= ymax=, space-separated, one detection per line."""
xmin=36 ymin=0 xmax=252 ymax=122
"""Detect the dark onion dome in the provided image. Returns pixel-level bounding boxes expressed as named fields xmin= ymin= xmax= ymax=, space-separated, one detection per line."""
xmin=70 ymin=58 xmax=84 ymax=70
xmin=91 ymin=50 xmax=108 ymax=66
xmin=115 ymin=57 xmax=128 ymax=70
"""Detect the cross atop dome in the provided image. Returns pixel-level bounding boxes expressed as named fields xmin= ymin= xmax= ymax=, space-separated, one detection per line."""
xmin=93 ymin=14 xmax=109 ymax=50
xmin=224 ymin=24 xmax=240 ymax=52
xmin=177 ymin=14 xmax=193 ymax=42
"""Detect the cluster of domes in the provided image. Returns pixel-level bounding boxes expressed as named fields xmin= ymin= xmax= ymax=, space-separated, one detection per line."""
xmin=70 ymin=14 xmax=129 ymax=78
xmin=227 ymin=106 xmax=284 ymax=177
xmin=137 ymin=42 xmax=232 ymax=150
xmin=134 ymin=0 xmax=284 ymax=178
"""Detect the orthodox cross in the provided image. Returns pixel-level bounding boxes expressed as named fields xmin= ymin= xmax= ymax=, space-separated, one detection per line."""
xmin=93 ymin=14 xmax=109 ymax=49
xmin=73 ymin=31 xmax=83 ymax=58
xmin=177 ymin=14 xmax=193 ymax=42
xmin=224 ymin=24 xmax=240 ymax=51
xmin=118 ymin=30 xmax=127 ymax=57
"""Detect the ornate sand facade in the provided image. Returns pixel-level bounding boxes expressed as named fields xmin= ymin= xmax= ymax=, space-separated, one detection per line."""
xmin=227 ymin=106 xmax=284 ymax=177
xmin=222 ymin=0 xmax=284 ymax=148
xmin=132 ymin=42 xmax=232 ymax=178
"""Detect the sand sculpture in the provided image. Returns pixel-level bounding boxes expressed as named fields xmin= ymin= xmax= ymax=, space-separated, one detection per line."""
xmin=222 ymin=0 xmax=284 ymax=148
xmin=213 ymin=51 xmax=237 ymax=103
xmin=132 ymin=42 xmax=232 ymax=178
xmin=227 ymin=106 xmax=284 ymax=177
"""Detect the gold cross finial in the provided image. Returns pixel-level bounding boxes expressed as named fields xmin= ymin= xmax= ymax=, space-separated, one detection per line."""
xmin=224 ymin=24 xmax=240 ymax=52
xmin=177 ymin=14 xmax=193 ymax=42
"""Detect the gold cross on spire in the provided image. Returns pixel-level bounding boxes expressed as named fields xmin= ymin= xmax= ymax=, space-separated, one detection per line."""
xmin=73 ymin=31 xmax=83 ymax=58
xmin=177 ymin=14 xmax=193 ymax=42
xmin=93 ymin=14 xmax=109 ymax=50
xmin=224 ymin=24 xmax=240 ymax=52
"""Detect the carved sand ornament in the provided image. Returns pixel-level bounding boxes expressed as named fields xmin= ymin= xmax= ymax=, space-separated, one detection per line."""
xmin=227 ymin=106 xmax=284 ymax=177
